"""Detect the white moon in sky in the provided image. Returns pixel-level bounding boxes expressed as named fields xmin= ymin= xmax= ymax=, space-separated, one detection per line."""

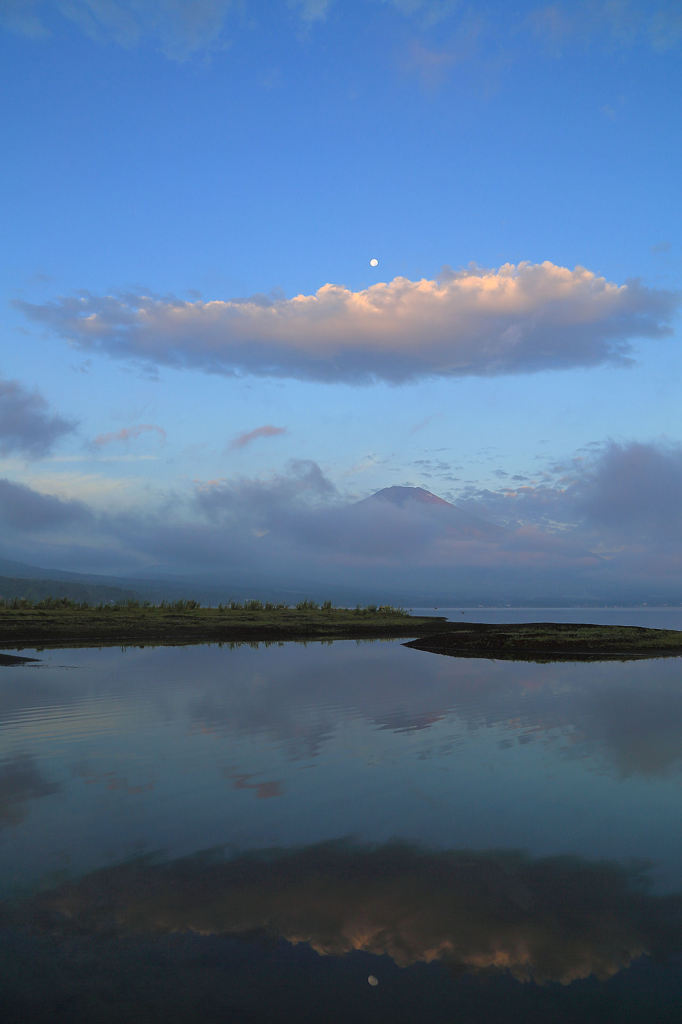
xmin=369 ymin=258 xmax=379 ymax=267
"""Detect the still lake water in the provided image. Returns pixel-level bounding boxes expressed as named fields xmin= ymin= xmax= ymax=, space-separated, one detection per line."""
xmin=1 ymin=609 xmax=681 ymax=1021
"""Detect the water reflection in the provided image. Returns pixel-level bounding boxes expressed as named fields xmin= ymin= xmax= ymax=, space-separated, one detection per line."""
xmin=178 ymin=645 xmax=682 ymax=777
xmin=17 ymin=840 xmax=682 ymax=987
xmin=0 ymin=652 xmax=39 ymax=666
xmin=3 ymin=644 xmax=682 ymax=778
xmin=0 ymin=754 xmax=60 ymax=828
xmin=2 ymin=641 xmax=682 ymax=1020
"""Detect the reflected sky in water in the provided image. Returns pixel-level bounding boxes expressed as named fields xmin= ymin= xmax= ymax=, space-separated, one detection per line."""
xmin=1 ymin=630 xmax=682 ymax=1019
xmin=22 ymin=840 xmax=682 ymax=985
xmin=1 ymin=636 xmax=682 ymax=893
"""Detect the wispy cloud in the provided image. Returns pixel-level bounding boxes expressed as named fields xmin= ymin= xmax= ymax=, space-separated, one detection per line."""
xmin=385 ymin=0 xmax=463 ymax=28
xmin=92 ymin=423 xmax=166 ymax=447
xmin=0 ymin=375 xmax=76 ymax=457
xmin=228 ymin=424 xmax=287 ymax=451
xmin=2 ymin=0 xmax=236 ymax=60
xmin=1 ymin=0 xmax=341 ymax=58
xmin=17 ymin=263 xmax=678 ymax=385
xmin=403 ymin=40 xmax=458 ymax=87
xmin=528 ymin=1 xmax=682 ymax=54
xmin=288 ymin=0 xmax=332 ymax=23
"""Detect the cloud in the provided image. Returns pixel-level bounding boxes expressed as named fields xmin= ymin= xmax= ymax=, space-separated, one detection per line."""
xmin=228 ymin=424 xmax=287 ymax=451
xmin=404 ymin=39 xmax=458 ymax=87
xmin=572 ymin=440 xmax=682 ymax=542
xmin=465 ymin=439 xmax=682 ymax=548
xmin=529 ymin=1 xmax=682 ymax=54
xmin=2 ymin=0 xmax=237 ymax=59
xmin=0 ymin=0 xmax=50 ymax=38
xmin=196 ymin=458 xmax=336 ymax=523
xmin=388 ymin=0 xmax=462 ymax=23
xmin=288 ymin=0 xmax=332 ymax=23
xmin=16 ymin=263 xmax=678 ymax=385
xmin=0 ymin=375 xmax=76 ymax=457
xmin=1 ymin=0 xmax=344 ymax=57
xmin=0 ymin=477 xmax=94 ymax=532
xmin=4 ymin=440 xmax=682 ymax=600
xmin=92 ymin=423 xmax=166 ymax=447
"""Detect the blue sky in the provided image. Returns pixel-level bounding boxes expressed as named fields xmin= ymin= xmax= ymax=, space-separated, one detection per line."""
xmin=1 ymin=1 xmax=681 ymax=597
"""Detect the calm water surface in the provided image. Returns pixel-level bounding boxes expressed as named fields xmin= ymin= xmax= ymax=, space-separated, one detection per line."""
xmin=1 ymin=609 xmax=681 ymax=1021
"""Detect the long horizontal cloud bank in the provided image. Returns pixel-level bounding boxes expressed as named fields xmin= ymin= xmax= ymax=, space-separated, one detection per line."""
xmin=3 ymin=441 xmax=682 ymax=601
xmin=16 ymin=263 xmax=678 ymax=384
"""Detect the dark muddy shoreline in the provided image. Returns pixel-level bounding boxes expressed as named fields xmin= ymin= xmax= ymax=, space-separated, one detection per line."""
xmin=404 ymin=622 xmax=682 ymax=661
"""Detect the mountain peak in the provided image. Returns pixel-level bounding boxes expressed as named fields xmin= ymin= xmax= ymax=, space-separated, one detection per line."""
xmin=367 ymin=486 xmax=453 ymax=508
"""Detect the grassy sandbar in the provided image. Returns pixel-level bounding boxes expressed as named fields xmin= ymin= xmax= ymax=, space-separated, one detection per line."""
xmin=0 ymin=599 xmax=450 ymax=649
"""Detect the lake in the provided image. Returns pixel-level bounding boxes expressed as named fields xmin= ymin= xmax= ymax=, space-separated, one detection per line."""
xmin=1 ymin=609 xmax=681 ymax=1021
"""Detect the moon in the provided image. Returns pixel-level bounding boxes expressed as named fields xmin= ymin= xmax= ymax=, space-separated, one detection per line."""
xmin=369 ymin=258 xmax=379 ymax=267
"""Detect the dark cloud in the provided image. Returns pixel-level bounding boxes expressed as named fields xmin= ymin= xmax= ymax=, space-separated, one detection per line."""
xmin=196 ymin=458 xmax=336 ymax=523
xmin=16 ymin=264 xmax=678 ymax=384
xmin=572 ymin=441 xmax=682 ymax=542
xmin=0 ymin=478 xmax=93 ymax=532
xmin=0 ymin=375 xmax=76 ymax=457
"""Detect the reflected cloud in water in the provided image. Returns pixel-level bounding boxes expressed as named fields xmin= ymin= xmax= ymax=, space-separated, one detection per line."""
xmin=71 ymin=759 xmax=155 ymax=796
xmin=223 ymin=766 xmax=284 ymax=800
xmin=23 ymin=840 xmax=682 ymax=988
xmin=0 ymin=754 xmax=60 ymax=828
xmin=180 ymin=644 xmax=682 ymax=778
xmin=3 ymin=643 xmax=682 ymax=777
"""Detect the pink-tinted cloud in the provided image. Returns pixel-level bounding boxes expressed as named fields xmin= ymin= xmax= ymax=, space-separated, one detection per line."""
xmin=228 ymin=424 xmax=287 ymax=451
xmin=17 ymin=263 xmax=677 ymax=384
xmin=92 ymin=423 xmax=166 ymax=447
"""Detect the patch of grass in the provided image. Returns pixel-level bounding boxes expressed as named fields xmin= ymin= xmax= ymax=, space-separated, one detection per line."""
xmin=0 ymin=598 xmax=443 ymax=649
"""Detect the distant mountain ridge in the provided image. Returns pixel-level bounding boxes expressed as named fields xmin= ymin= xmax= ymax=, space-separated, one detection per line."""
xmin=0 ymin=576 xmax=138 ymax=605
